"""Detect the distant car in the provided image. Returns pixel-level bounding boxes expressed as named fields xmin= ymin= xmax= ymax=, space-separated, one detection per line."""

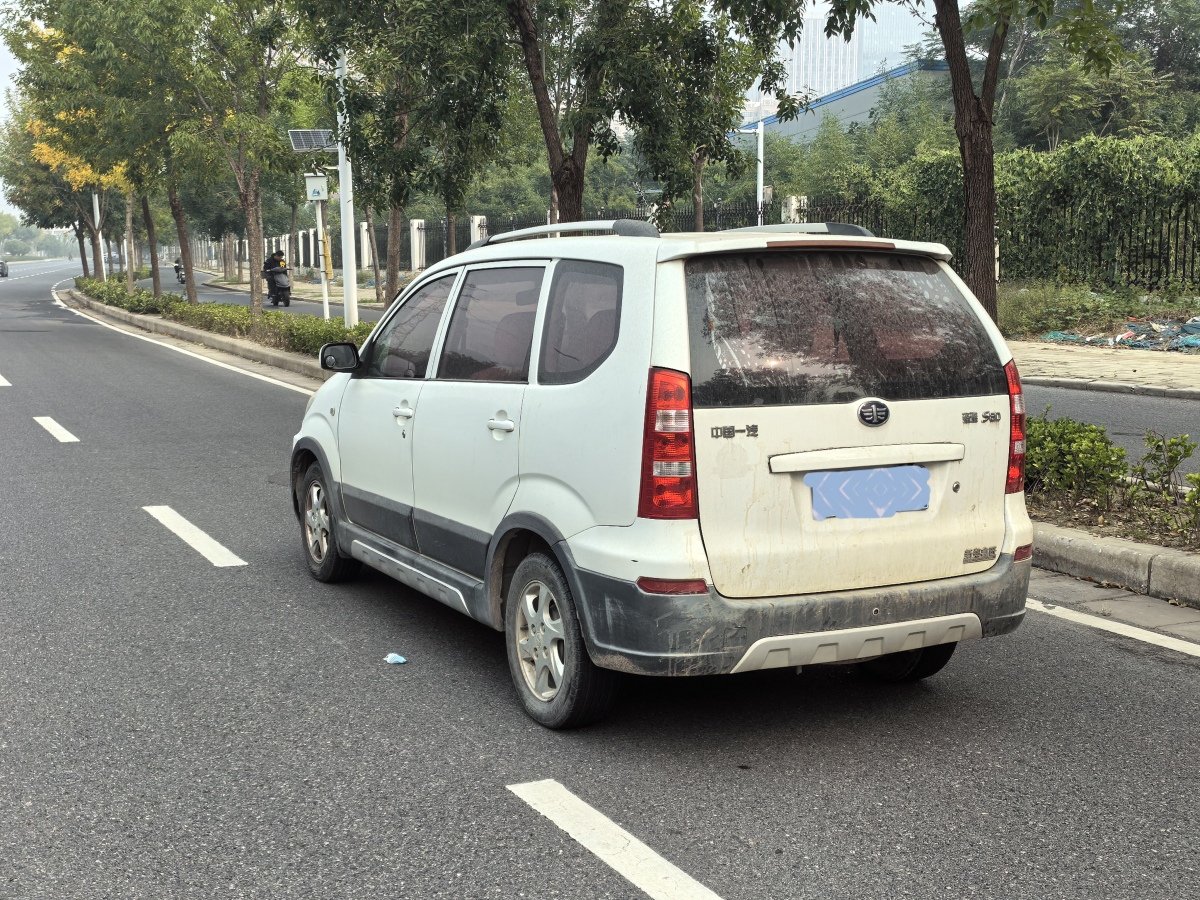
xmin=0 ymin=260 xmax=8 ymax=277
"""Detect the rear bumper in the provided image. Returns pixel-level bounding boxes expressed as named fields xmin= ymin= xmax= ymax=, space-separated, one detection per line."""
xmin=570 ymin=554 xmax=1030 ymax=677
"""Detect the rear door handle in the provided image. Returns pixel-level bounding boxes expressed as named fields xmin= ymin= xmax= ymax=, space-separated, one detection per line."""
xmin=487 ymin=418 xmax=516 ymax=432
xmin=393 ymin=406 xmax=414 ymax=419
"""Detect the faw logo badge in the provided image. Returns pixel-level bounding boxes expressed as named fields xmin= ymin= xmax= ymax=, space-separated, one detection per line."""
xmin=858 ymin=401 xmax=890 ymax=427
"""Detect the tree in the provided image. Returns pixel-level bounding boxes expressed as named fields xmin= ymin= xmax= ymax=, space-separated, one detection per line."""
xmin=505 ymin=0 xmax=806 ymax=223
xmin=824 ymin=0 xmax=1122 ymax=319
xmin=625 ymin=2 xmax=799 ymax=230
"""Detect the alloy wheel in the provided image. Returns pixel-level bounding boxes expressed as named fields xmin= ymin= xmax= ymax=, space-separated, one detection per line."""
xmin=304 ymin=481 xmax=330 ymax=563
xmin=514 ymin=580 xmax=567 ymax=701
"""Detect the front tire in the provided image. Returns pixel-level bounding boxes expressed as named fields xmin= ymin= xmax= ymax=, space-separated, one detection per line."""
xmin=861 ymin=642 xmax=957 ymax=683
xmin=505 ymin=553 xmax=617 ymax=729
xmin=299 ymin=462 xmax=360 ymax=583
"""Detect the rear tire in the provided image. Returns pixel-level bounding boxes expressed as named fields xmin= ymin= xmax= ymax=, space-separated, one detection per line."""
xmin=299 ymin=462 xmax=360 ymax=583
xmin=861 ymin=642 xmax=957 ymax=683
xmin=282 ymin=292 xmax=290 ymax=307
xmin=505 ymin=553 xmax=617 ymax=729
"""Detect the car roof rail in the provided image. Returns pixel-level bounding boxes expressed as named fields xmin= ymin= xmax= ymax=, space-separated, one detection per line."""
xmin=723 ymin=222 xmax=876 ymax=237
xmin=467 ymin=218 xmax=660 ymax=250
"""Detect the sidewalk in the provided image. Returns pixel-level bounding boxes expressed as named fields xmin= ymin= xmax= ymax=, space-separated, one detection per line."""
xmin=197 ymin=268 xmax=395 ymax=309
xmin=1009 ymin=340 xmax=1200 ymax=399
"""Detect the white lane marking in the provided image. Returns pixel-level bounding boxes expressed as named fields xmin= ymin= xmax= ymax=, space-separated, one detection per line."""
xmin=1027 ymin=598 xmax=1200 ymax=658
xmin=1 ymin=264 xmax=77 ymax=282
xmin=508 ymin=780 xmax=724 ymax=900
xmin=52 ymin=283 xmax=315 ymax=397
xmin=33 ymin=416 xmax=80 ymax=443
xmin=142 ymin=506 xmax=247 ymax=567
xmin=0 ymin=373 xmax=9 ymax=386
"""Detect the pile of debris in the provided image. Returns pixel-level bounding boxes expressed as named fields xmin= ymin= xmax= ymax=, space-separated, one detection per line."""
xmin=1044 ymin=316 xmax=1200 ymax=351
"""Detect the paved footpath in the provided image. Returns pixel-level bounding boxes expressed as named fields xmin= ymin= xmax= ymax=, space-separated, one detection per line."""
xmin=1010 ymin=340 xmax=1200 ymax=394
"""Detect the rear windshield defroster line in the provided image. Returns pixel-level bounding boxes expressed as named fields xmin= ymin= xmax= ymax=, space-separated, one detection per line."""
xmin=685 ymin=251 xmax=1008 ymax=408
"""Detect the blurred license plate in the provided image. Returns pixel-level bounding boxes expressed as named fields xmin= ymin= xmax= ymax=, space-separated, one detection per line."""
xmin=802 ymin=466 xmax=930 ymax=521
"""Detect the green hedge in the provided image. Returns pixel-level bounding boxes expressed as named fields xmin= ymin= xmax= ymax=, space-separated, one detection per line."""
xmin=73 ymin=277 xmax=374 ymax=355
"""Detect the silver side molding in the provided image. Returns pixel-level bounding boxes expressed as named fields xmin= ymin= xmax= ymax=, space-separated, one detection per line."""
xmin=350 ymin=540 xmax=470 ymax=615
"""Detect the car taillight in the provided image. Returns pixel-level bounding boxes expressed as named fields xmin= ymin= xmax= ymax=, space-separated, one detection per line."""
xmin=1014 ymin=544 xmax=1033 ymax=562
xmin=636 ymin=577 xmax=708 ymax=595
xmin=638 ymin=368 xmax=697 ymax=519
xmin=1005 ymin=360 xmax=1025 ymax=493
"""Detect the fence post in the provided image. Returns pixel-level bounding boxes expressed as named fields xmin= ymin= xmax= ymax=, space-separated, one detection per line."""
xmin=470 ymin=215 xmax=487 ymax=243
xmin=359 ymin=221 xmax=371 ymax=268
xmin=410 ymin=219 xmax=426 ymax=271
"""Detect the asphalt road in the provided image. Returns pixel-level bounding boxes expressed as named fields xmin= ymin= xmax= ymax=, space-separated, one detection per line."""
xmin=2 ymin=263 xmax=1197 ymax=899
xmin=138 ymin=267 xmax=385 ymax=323
xmin=1025 ymin=385 xmax=1200 ymax=475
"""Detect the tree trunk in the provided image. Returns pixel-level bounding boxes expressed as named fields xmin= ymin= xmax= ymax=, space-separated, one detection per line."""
xmin=366 ymin=205 xmax=383 ymax=304
xmin=446 ymin=209 xmax=457 ymax=256
xmin=386 ymin=206 xmax=404 ymax=300
xmin=933 ymin=0 xmax=1007 ymax=321
xmin=693 ymin=155 xmax=705 ymax=231
xmin=125 ymin=194 xmax=136 ymax=295
xmin=223 ymin=233 xmax=235 ymax=281
xmin=243 ymin=168 xmax=265 ymax=316
xmin=508 ymin=0 xmax=590 ymax=223
xmin=74 ymin=222 xmax=90 ymax=278
xmin=237 ymin=234 xmax=244 ymax=284
xmin=142 ymin=195 xmax=161 ymax=298
xmin=167 ymin=182 xmax=199 ymax=304
xmin=289 ymin=202 xmax=299 ymax=269
xmin=88 ymin=222 xmax=103 ymax=280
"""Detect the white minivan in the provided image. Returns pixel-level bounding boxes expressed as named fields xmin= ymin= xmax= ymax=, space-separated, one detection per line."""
xmin=292 ymin=221 xmax=1032 ymax=728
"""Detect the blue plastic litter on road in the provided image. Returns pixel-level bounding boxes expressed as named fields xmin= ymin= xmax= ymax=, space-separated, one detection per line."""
xmin=803 ymin=466 xmax=931 ymax=521
xmin=385 ymin=653 xmax=407 ymax=665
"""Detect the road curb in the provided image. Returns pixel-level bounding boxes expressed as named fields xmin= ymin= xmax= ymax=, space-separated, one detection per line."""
xmin=1033 ymin=522 xmax=1200 ymax=606
xmin=63 ymin=290 xmax=329 ymax=382
xmin=1022 ymin=375 xmax=1200 ymax=401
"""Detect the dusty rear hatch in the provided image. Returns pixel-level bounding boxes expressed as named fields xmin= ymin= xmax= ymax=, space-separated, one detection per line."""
xmin=684 ymin=250 xmax=1011 ymax=598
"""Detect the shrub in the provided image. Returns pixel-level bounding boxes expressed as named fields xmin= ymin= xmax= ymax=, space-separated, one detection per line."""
xmin=1025 ymin=411 xmax=1127 ymax=506
xmin=74 ymin=275 xmax=375 ymax=355
xmin=997 ymin=280 xmax=1200 ymax=337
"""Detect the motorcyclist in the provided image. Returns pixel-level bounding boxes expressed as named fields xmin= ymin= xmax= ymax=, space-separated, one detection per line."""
xmin=173 ymin=256 xmax=184 ymax=284
xmin=262 ymin=250 xmax=287 ymax=305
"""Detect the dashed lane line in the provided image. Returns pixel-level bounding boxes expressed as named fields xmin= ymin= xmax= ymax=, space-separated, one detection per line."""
xmin=1 ymin=264 xmax=77 ymax=283
xmin=142 ymin=506 xmax=247 ymax=568
xmin=51 ymin=281 xmax=315 ymax=397
xmin=0 ymin=373 xmax=9 ymax=386
xmin=1027 ymin=598 xmax=1200 ymax=658
xmin=33 ymin=416 xmax=79 ymax=443
xmin=508 ymin=779 xmax=724 ymax=900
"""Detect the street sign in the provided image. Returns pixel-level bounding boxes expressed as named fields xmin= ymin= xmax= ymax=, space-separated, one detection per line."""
xmin=305 ymin=175 xmax=329 ymax=202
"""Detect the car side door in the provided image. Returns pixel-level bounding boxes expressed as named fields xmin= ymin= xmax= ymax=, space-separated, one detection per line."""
xmin=410 ymin=264 xmax=547 ymax=577
xmin=336 ymin=272 xmax=459 ymax=549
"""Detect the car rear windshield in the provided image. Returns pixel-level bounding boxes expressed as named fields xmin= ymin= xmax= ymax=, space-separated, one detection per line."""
xmin=685 ymin=251 xmax=1007 ymax=408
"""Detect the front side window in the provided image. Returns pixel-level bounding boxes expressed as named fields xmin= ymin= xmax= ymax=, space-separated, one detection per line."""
xmin=686 ymin=251 xmax=1007 ymax=407
xmin=364 ymin=274 xmax=457 ymax=378
xmin=436 ymin=267 xmax=545 ymax=382
xmin=538 ymin=261 xmax=622 ymax=385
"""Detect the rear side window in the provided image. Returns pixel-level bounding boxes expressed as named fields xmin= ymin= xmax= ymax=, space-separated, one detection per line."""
xmin=364 ymin=274 xmax=456 ymax=378
xmin=437 ymin=267 xmax=545 ymax=382
xmin=539 ymin=261 xmax=622 ymax=384
xmin=685 ymin=251 xmax=1007 ymax=407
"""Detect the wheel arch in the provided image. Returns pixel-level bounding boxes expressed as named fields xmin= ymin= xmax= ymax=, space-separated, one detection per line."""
xmin=483 ymin=513 xmax=584 ymax=634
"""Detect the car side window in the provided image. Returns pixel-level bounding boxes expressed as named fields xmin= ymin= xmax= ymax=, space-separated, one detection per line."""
xmin=436 ymin=267 xmax=545 ymax=382
xmin=538 ymin=261 xmax=622 ymax=385
xmin=363 ymin=274 xmax=457 ymax=378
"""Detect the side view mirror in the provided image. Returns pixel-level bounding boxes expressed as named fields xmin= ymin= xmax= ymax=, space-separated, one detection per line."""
xmin=320 ymin=342 xmax=360 ymax=372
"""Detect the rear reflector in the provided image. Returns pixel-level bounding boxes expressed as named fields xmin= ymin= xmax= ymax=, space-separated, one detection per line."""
xmin=638 ymin=368 xmax=698 ymax=519
xmin=636 ymin=577 xmax=709 ymax=595
xmin=1005 ymin=360 xmax=1026 ymax=493
xmin=1014 ymin=543 xmax=1033 ymax=562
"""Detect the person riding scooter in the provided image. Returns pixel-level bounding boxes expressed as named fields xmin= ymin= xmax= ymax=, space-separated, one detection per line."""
xmin=174 ymin=256 xmax=185 ymax=284
xmin=262 ymin=250 xmax=291 ymax=307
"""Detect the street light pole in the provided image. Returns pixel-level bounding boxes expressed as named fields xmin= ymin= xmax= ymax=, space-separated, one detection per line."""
xmin=335 ymin=50 xmax=358 ymax=328
xmin=756 ymin=120 xmax=765 ymax=226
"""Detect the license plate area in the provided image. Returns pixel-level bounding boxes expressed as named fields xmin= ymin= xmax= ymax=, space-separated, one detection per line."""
xmin=802 ymin=465 xmax=930 ymax=521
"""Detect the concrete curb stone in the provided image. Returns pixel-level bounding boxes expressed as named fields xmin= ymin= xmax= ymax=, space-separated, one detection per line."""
xmin=1034 ymin=522 xmax=1199 ymax=607
xmin=65 ymin=290 xmax=329 ymax=382
xmin=1022 ymin=375 xmax=1200 ymax=402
